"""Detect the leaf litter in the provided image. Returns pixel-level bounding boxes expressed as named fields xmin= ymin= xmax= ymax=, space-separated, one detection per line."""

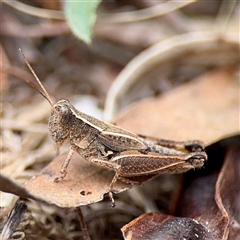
xmin=19 ymin=66 xmax=240 ymax=240
xmin=25 ymin=152 xmax=131 ymax=207
xmin=1 ymin=1 xmax=240 ymax=239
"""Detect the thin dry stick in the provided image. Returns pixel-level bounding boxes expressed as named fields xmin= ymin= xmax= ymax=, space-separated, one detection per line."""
xmin=99 ymin=0 xmax=197 ymax=23
xmin=1 ymin=21 xmax=70 ymax=38
xmin=2 ymin=0 xmax=64 ymax=20
xmin=76 ymin=207 xmax=91 ymax=240
xmin=1 ymin=119 xmax=48 ymax=133
xmin=213 ymin=0 xmax=237 ymax=34
xmin=103 ymin=31 xmax=238 ymax=121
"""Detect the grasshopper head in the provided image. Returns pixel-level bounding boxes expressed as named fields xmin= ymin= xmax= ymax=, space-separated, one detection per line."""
xmin=48 ymin=99 xmax=72 ymax=146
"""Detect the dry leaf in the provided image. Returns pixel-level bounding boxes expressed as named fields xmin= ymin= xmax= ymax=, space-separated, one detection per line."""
xmin=122 ymin=213 xmax=213 ymax=240
xmin=25 ymin=152 xmax=132 ymax=207
xmin=115 ymin=69 xmax=239 ymax=145
xmin=177 ymin=145 xmax=240 ymax=240
xmin=178 ymin=173 xmax=228 ymax=240
xmin=104 ymin=32 xmax=239 ymax=120
xmin=215 ymin=146 xmax=240 ymax=239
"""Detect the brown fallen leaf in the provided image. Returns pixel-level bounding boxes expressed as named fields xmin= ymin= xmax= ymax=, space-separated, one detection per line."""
xmin=216 ymin=146 xmax=240 ymax=239
xmin=178 ymin=173 xmax=229 ymax=240
xmin=122 ymin=213 xmax=213 ymax=240
xmin=115 ymin=69 xmax=239 ymax=145
xmin=176 ymin=144 xmax=240 ymax=240
xmin=104 ymin=32 xmax=239 ymax=121
xmin=25 ymin=152 xmax=131 ymax=207
xmin=122 ymin=172 xmax=225 ymax=240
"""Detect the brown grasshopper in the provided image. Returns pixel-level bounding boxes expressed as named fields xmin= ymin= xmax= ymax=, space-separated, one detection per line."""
xmin=19 ymin=49 xmax=207 ymax=207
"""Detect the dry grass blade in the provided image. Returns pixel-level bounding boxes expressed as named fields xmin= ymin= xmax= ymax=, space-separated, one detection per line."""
xmin=99 ymin=0 xmax=197 ymax=23
xmin=2 ymin=0 xmax=64 ymax=20
xmin=76 ymin=207 xmax=91 ymax=240
xmin=104 ymin=31 xmax=239 ymax=121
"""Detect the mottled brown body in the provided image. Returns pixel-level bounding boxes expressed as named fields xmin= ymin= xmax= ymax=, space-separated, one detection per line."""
xmin=49 ymin=99 xmax=207 ymax=207
xmin=19 ymin=49 xmax=207 ymax=207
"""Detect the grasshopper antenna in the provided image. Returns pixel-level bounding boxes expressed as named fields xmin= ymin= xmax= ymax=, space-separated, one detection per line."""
xmin=19 ymin=48 xmax=54 ymax=108
xmin=19 ymin=48 xmax=60 ymax=155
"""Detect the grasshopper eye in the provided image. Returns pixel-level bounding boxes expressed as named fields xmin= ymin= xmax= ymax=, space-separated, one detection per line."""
xmin=55 ymin=105 xmax=72 ymax=122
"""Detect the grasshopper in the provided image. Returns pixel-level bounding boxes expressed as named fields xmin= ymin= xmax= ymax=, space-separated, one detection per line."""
xmin=19 ymin=49 xmax=207 ymax=207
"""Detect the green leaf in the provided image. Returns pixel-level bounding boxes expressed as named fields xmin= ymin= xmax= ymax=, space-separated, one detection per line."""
xmin=64 ymin=0 xmax=101 ymax=44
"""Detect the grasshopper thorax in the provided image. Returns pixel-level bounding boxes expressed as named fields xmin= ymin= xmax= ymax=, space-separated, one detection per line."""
xmin=48 ymin=99 xmax=72 ymax=145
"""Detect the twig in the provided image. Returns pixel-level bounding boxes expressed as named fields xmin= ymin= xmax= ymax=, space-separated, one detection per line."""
xmin=2 ymin=0 xmax=64 ymax=20
xmin=103 ymin=31 xmax=239 ymax=121
xmin=76 ymin=207 xmax=91 ymax=240
xmin=99 ymin=0 xmax=197 ymax=23
xmin=0 ymin=199 xmax=27 ymax=240
xmin=213 ymin=0 xmax=237 ymax=34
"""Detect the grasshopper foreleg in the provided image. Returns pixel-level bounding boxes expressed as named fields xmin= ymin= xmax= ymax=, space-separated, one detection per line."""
xmin=54 ymin=148 xmax=75 ymax=182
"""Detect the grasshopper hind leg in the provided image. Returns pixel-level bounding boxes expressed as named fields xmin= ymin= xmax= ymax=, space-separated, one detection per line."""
xmin=90 ymin=158 xmax=122 ymax=207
